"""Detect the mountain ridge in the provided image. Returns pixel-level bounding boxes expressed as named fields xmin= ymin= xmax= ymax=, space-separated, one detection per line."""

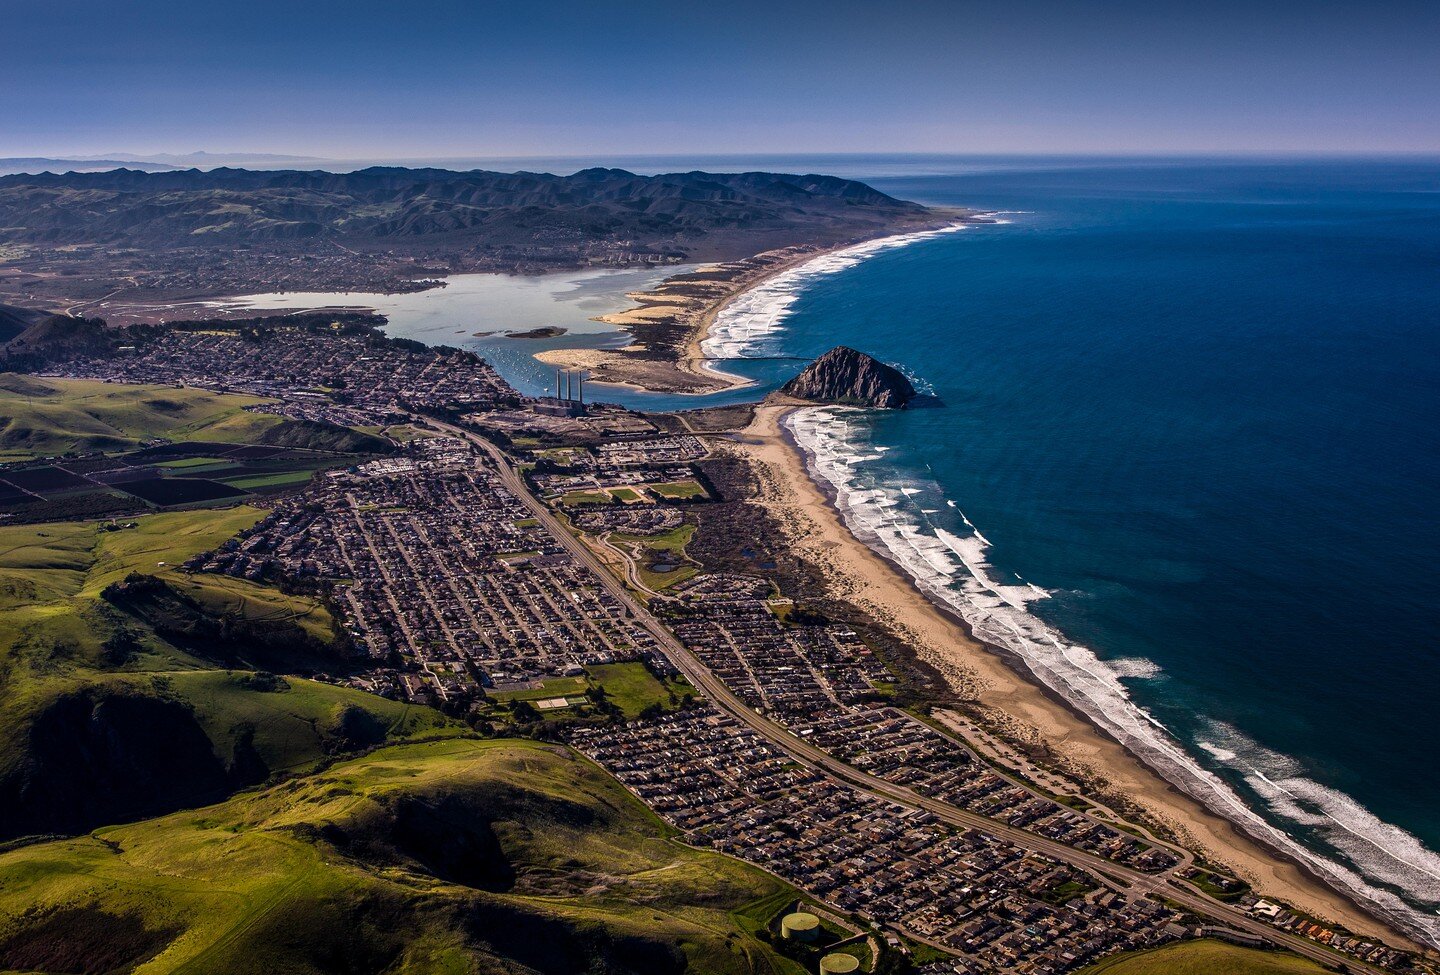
xmin=0 ymin=166 xmax=950 ymax=308
xmin=0 ymin=166 xmax=925 ymax=244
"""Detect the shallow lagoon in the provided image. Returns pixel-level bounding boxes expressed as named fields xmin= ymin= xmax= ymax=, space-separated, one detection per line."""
xmin=215 ymin=265 xmax=695 ymax=402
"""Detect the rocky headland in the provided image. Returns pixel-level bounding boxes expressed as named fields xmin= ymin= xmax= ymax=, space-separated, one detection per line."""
xmin=779 ymin=345 xmax=918 ymax=409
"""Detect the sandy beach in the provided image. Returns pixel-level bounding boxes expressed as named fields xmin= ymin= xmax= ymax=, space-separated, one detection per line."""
xmin=536 ymin=244 xmax=826 ymax=394
xmin=538 ymin=213 xmax=974 ymax=395
xmin=722 ymin=400 xmax=1420 ymax=951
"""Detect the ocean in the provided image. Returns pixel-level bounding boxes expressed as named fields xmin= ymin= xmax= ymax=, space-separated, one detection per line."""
xmin=703 ymin=157 xmax=1440 ymax=945
xmin=227 ymin=156 xmax=1440 ymax=944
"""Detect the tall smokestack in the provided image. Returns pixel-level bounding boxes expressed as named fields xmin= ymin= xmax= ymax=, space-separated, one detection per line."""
xmin=578 ymin=372 xmax=584 ymax=406
xmin=556 ymin=369 xmax=562 ymax=399
xmin=566 ymin=371 xmax=573 ymax=401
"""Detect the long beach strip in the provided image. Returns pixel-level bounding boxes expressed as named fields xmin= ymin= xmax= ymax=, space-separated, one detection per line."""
xmin=672 ymin=229 xmax=1434 ymax=951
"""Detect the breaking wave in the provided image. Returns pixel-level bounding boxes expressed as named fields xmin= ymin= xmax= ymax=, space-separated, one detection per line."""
xmin=700 ymin=224 xmax=972 ymax=364
xmin=786 ymin=405 xmax=1440 ymax=948
xmin=1198 ymin=721 xmax=1440 ymax=913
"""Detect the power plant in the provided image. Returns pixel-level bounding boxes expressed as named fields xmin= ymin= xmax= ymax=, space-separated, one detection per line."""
xmin=532 ymin=369 xmax=588 ymax=417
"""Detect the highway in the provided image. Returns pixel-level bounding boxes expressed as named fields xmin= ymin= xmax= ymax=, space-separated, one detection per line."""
xmin=432 ymin=417 xmax=1382 ymax=975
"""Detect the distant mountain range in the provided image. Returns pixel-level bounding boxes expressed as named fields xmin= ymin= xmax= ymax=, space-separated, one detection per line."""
xmin=0 ymin=165 xmax=927 ymax=247
xmin=0 ymin=157 xmax=181 ymax=176
xmin=0 ymin=151 xmax=329 ymax=176
xmin=90 ymin=150 xmax=329 ymax=166
xmin=0 ymin=165 xmax=946 ymax=313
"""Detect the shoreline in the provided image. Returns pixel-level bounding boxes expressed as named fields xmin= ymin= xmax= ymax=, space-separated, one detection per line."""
xmin=538 ymin=211 xmax=976 ymax=395
xmin=535 ymin=244 xmax=832 ymax=395
xmin=724 ymin=400 xmax=1422 ymax=953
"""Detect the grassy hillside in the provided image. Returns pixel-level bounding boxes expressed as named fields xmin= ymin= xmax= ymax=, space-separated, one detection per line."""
xmin=0 ymin=738 xmax=801 ymax=975
xmin=0 ymin=373 xmax=285 ymax=459
xmin=0 ymin=303 xmax=48 ymax=344
xmin=0 ymin=506 xmax=331 ymax=673
xmin=1079 ymin=939 xmax=1328 ymax=975
xmin=0 ymin=507 xmax=462 ymax=840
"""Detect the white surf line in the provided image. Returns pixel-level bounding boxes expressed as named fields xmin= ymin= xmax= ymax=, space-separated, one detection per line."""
xmin=1250 ymin=770 xmax=1440 ymax=886
xmin=786 ymin=405 xmax=1440 ymax=947
xmin=700 ymin=222 xmax=973 ymax=368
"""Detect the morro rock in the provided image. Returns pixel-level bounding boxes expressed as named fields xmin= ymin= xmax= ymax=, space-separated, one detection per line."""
xmin=780 ymin=346 xmax=917 ymax=409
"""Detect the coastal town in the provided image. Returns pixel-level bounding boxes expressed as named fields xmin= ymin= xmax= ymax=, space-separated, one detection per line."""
xmin=4 ymin=8 xmax=1430 ymax=973
xmin=21 ymin=315 xmax=1423 ymax=975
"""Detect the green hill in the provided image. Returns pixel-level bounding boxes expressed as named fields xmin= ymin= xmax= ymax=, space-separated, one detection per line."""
xmin=0 ymin=376 xmax=795 ymax=975
xmin=0 ymin=374 xmax=393 ymax=461
xmin=0 ymin=507 xmax=461 ymax=840
xmin=255 ymin=415 xmax=392 ymax=454
xmin=1079 ymin=939 xmax=1328 ymax=975
xmin=0 ymin=374 xmax=282 ymax=459
xmin=0 ymin=303 xmax=51 ymax=345
xmin=0 ymin=506 xmax=335 ymax=671
xmin=0 ymin=738 xmax=800 ymax=975
xmin=0 ymin=314 xmax=114 ymax=368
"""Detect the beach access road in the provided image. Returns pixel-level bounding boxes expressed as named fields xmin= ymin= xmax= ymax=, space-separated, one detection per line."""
xmin=421 ymin=415 xmax=1388 ymax=975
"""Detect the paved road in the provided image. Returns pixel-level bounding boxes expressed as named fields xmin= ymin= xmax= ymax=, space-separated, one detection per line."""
xmin=431 ymin=417 xmax=1380 ymax=975
xmin=341 ymin=490 xmax=451 ymax=701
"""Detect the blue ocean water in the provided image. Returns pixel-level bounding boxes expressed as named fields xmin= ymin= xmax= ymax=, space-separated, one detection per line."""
xmin=694 ymin=158 xmax=1440 ymax=942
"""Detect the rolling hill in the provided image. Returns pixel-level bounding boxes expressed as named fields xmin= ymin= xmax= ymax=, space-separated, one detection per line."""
xmin=0 ymin=313 xmax=113 ymax=368
xmin=0 ymin=384 xmax=429 ymax=841
xmin=0 ymin=373 xmax=279 ymax=458
xmin=0 ymin=304 xmax=51 ymax=345
xmin=0 ymin=505 xmax=461 ymax=841
xmin=1078 ymin=939 xmax=1328 ymax=975
xmin=0 ymin=373 xmax=386 ymax=460
xmin=0 ymin=738 xmax=800 ymax=975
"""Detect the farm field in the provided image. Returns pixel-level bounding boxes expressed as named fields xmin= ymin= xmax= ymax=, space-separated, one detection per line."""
xmin=0 ymin=376 xmax=389 ymax=522
xmin=1078 ymin=940 xmax=1328 ymax=975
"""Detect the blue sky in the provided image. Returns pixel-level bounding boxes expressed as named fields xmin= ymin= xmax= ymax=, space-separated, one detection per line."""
xmin=4 ymin=0 xmax=1437 ymax=158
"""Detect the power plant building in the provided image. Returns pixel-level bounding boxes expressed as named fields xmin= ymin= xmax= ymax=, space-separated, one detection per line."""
xmin=533 ymin=369 xmax=588 ymax=417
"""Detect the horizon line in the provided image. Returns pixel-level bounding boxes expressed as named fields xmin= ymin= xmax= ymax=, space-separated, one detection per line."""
xmin=6 ymin=149 xmax=1440 ymax=163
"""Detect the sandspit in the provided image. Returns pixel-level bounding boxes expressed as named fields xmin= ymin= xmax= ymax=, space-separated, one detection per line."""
xmin=538 ymin=212 xmax=973 ymax=394
xmin=536 ymin=244 xmax=826 ymax=394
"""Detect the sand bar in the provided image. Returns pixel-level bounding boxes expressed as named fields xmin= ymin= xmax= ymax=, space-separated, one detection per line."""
xmin=540 ymin=212 xmax=973 ymax=394
xmin=537 ymin=245 xmax=825 ymax=394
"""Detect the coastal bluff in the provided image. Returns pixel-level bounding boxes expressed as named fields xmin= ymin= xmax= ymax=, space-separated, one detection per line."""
xmin=780 ymin=346 xmax=917 ymax=408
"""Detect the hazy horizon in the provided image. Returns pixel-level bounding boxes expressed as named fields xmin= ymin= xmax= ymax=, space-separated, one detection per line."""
xmin=6 ymin=0 xmax=1438 ymax=158
xmin=6 ymin=151 xmax=1440 ymax=182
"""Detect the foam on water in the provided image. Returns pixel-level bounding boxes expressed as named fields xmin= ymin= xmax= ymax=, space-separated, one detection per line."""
xmin=700 ymin=224 xmax=971 ymax=364
xmin=1107 ymin=657 xmax=1165 ymax=680
xmin=787 ymin=405 xmax=1440 ymax=947
xmin=1200 ymin=722 xmax=1440 ymax=900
